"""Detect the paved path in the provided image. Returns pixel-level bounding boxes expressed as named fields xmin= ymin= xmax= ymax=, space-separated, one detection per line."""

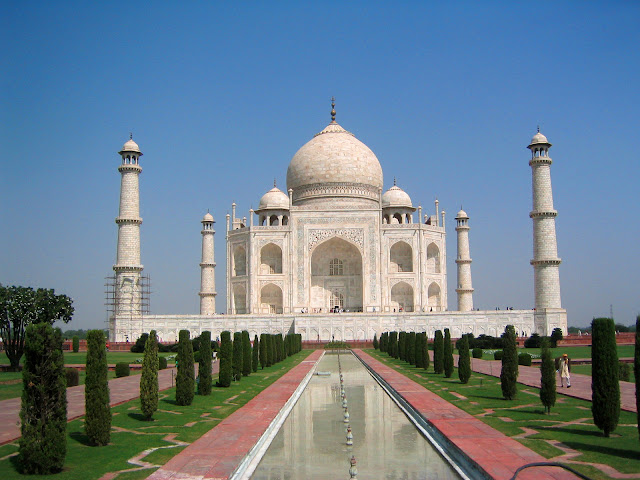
xmin=147 ymin=350 xmax=323 ymax=480
xmin=355 ymin=350 xmax=578 ymax=480
xmin=465 ymin=356 xmax=637 ymax=413
xmin=0 ymin=362 xmax=217 ymax=446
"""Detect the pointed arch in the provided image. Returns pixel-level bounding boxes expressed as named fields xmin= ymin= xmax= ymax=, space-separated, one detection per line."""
xmin=260 ymin=243 xmax=282 ymax=274
xmin=390 ymin=241 xmax=413 ymax=272
xmin=427 ymin=242 xmax=440 ymax=273
xmin=390 ymin=281 xmax=414 ymax=312
xmin=233 ymin=245 xmax=246 ymax=276
xmin=260 ymin=283 xmax=283 ymax=314
xmin=233 ymin=283 xmax=246 ymax=314
xmin=428 ymin=282 xmax=441 ymax=311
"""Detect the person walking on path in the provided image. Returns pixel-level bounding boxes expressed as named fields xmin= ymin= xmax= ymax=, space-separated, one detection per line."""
xmin=556 ymin=353 xmax=571 ymax=388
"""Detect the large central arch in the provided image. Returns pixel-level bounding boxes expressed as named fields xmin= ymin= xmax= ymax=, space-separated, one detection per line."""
xmin=310 ymin=237 xmax=363 ymax=312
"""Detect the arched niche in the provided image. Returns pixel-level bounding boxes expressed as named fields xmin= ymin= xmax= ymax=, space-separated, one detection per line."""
xmin=390 ymin=281 xmax=414 ymax=312
xmin=233 ymin=245 xmax=246 ymax=276
xmin=260 ymin=243 xmax=282 ymax=274
xmin=233 ymin=284 xmax=246 ymax=314
xmin=260 ymin=283 xmax=283 ymax=314
xmin=428 ymin=282 xmax=441 ymax=311
xmin=390 ymin=241 xmax=413 ymax=273
xmin=427 ymin=243 xmax=440 ymax=273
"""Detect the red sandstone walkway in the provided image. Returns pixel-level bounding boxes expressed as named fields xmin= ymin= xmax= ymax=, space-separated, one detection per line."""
xmin=355 ymin=349 xmax=579 ymax=480
xmin=147 ymin=350 xmax=323 ymax=480
xmin=0 ymin=363 xmax=215 ymax=445
xmin=464 ymin=356 xmax=637 ymax=413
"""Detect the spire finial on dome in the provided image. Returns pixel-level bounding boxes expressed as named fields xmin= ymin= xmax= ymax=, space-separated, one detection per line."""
xmin=537 ymin=125 xmax=540 ymax=133
xmin=273 ymin=178 xmax=277 ymax=187
xmin=393 ymin=177 xmax=397 ymax=186
xmin=130 ymin=132 xmax=133 ymax=140
xmin=331 ymin=96 xmax=336 ymax=122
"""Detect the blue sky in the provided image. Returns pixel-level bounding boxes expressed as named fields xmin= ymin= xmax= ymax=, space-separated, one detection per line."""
xmin=1 ymin=1 xmax=638 ymax=330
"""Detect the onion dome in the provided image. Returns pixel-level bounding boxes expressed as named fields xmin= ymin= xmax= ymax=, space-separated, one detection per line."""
xmin=258 ymin=186 xmax=290 ymax=210
xmin=119 ymin=136 xmax=141 ymax=154
xmin=382 ymin=185 xmax=413 ymax=208
xmin=455 ymin=209 xmax=468 ymax=219
xmin=202 ymin=212 xmax=214 ymax=222
xmin=529 ymin=128 xmax=551 ymax=147
xmin=286 ymin=99 xmax=383 ymax=206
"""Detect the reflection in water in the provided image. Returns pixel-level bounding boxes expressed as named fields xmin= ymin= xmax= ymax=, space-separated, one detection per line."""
xmin=251 ymin=353 xmax=460 ymax=479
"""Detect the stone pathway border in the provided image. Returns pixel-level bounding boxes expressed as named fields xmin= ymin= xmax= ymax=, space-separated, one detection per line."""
xmin=355 ymin=349 xmax=579 ymax=480
xmin=147 ymin=350 xmax=323 ymax=480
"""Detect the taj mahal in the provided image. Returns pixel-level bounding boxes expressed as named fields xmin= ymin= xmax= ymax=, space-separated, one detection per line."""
xmin=108 ymin=101 xmax=567 ymax=343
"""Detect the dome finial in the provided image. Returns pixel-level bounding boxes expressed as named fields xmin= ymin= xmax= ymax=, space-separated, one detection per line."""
xmin=393 ymin=177 xmax=397 ymax=186
xmin=331 ymin=96 xmax=336 ymax=122
xmin=129 ymin=132 xmax=133 ymax=140
xmin=273 ymin=178 xmax=277 ymax=187
xmin=537 ymin=125 xmax=540 ymax=133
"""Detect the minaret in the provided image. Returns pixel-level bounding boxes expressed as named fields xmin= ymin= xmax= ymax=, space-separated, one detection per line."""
xmin=114 ymin=135 xmax=143 ymax=317
xmin=528 ymin=129 xmax=562 ymax=311
xmin=199 ymin=212 xmax=217 ymax=315
xmin=455 ymin=209 xmax=474 ymax=311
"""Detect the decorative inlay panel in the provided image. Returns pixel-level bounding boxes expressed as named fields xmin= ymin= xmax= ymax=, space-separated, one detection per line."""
xmin=308 ymin=228 xmax=364 ymax=252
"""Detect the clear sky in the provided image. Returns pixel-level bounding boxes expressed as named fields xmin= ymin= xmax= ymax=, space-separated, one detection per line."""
xmin=1 ymin=1 xmax=638 ymax=330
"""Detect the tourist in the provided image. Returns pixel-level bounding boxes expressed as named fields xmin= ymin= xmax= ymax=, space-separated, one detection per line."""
xmin=556 ymin=353 xmax=571 ymax=388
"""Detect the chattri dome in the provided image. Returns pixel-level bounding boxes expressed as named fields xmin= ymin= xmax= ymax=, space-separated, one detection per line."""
xmin=530 ymin=131 xmax=549 ymax=145
xmin=202 ymin=212 xmax=214 ymax=222
xmin=382 ymin=185 xmax=413 ymax=208
xmin=258 ymin=186 xmax=289 ymax=210
xmin=119 ymin=138 xmax=141 ymax=154
xmin=286 ymin=120 xmax=383 ymax=206
xmin=456 ymin=209 xmax=468 ymax=219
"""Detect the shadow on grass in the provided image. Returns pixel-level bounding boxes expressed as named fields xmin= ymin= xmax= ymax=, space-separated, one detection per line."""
xmin=563 ymin=441 xmax=639 ymax=461
xmin=161 ymin=398 xmax=180 ymax=406
xmin=127 ymin=412 xmax=155 ymax=422
xmin=535 ymin=425 xmax=601 ymax=437
xmin=69 ymin=431 xmax=93 ymax=446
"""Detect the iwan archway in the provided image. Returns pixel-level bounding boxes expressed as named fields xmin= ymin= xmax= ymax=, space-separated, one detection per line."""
xmin=310 ymin=237 xmax=363 ymax=312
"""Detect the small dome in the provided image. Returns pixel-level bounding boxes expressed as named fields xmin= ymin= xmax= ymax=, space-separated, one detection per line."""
xmin=120 ymin=138 xmax=141 ymax=153
xmin=382 ymin=185 xmax=412 ymax=208
xmin=258 ymin=187 xmax=289 ymax=210
xmin=530 ymin=131 xmax=549 ymax=145
xmin=456 ymin=209 xmax=468 ymax=219
xmin=202 ymin=212 xmax=214 ymax=222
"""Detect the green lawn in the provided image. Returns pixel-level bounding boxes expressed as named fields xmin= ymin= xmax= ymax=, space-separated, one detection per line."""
xmin=1 ymin=351 xmax=175 ymax=367
xmin=467 ymin=344 xmax=635 ymax=361
xmin=367 ymin=349 xmax=640 ymax=480
xmin=0 ymin=350 xmax=312 ymax=480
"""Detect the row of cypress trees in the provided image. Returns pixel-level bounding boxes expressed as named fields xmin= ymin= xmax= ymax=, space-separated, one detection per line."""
xmin=218 ymin=331 xmax=302 ymax=387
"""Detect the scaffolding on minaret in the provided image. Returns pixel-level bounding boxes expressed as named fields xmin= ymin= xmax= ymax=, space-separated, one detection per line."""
xmin=104 ymin=274 xmax=151 ymax=338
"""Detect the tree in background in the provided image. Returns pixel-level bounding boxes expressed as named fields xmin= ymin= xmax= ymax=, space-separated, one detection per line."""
xmin=19 ymin=323 xmax=67 ymax=473
xmin=457 ymin=335 xmax=471 ymax=384
xmin=242 ymin=331 xmax=252 ymax=376
xmin=443 ymin=329 xmax=454 ymax=377
xmin=140 ymin=330 xmax=158 ymax=419
xmin=500 ymin=325 xmax=518 ymax=400
xmin=72 ymin=335 xmax=79 ymax=353
xmin=433 ymin=330 xmax=444 ymax=374
xmin=0 ymin=285 xmax=74 ymax=371
xmin=130 ymin=333 xmax=149 ymax=353
xmin=232 ymin=332 xmax=243 ymax=380
xmin=373 ymin=333 xmax=378 ymax=349
xmin=176 ymin=330 xmax=195 ymax=406
xmin=539 ymin=337 xmax=556 ymax=414
xmin=198 ymin=331 xmax=212 ymax=395
xmin=591 ymin=318 xmax=620 ymax=437
xmin=635 ymin=315 xmax=639 ymax=440
xmin=259 ymin=333 xmax=267 ymax=369
xmin=85 ymin=330 xmax=111 ymax=445
xmin=252 ymin=334 xmax=260 ymax=372
xmin=218 ymin=331 xmax=232 ymax=387
xmin=550 ymin=327 xmax=563 ymax=348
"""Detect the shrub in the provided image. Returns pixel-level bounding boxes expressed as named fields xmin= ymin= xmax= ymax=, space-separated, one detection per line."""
xmin=539 ymin=337 xmax=556 ymax=414
xmin=218 ymin=331 xmax=232 ymax=387
xmin=85 ymin=329 xmax=111 ymax=445
xmin=19 ymin=323 xmax=67 ymax=474
xmin=158 ymin=356 xmax=168 ymax=370
xmin=433 ymin=330 xmax=444 ymax=374
xmin=115 ymin=362 xmax=130 ymax=377
xmin=472 ymin=348 xmax=483 ymax=359
xmin=500 ymin=325 xmax=518 ymax=400
xmin=618 ymin=362 xmax=630 ymax=382
xmin=233 ymin=332 xmax=243 ymax=380
xmin=65 ymin=367 xmax=79 ymax=387
xmin=458 ymin=335 xmax=471 ymax=384
xmin=140 ymin=330 xmax=158 ymax=419
xmin=494 ymin=350 xmax=503 ymax=360
xmin=176 ymin=330 xmax=195 ymax=406
xmin=131 ymin=333 xmax=149 ymax=353
xmin=252 ymin=335 xmax=259 ymax=372
xmin=591 ymin=318 xmax=620 ymax=437
xmin=72 ymin=335 xmax=80 ymax=353
xmin=443 ymin=329 xmax=454 ymax=378
xmin=198 ymin=331 xmax=212 ymax=395
xmin=524 ymin=333 xmax=542 ymax=349
xmin=518 ymin=352 xmax=532 ymax=366
xmin=550 ymin=327 xmax=564 ymax=348
xmin=242 ymin=331 xmax=252 ymax=377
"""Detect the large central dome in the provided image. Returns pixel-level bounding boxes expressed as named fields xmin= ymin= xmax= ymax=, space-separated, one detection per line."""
xmin=286 ymin=120 xmax=383 ymax=206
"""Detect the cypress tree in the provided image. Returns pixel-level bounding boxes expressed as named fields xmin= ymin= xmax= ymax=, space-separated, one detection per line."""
xmin=398 ymin=332 xmax=406 ymax=361
xmin=423 ymin=334 xmax=430 ymax=371
xmin=19 ymin=323 xmax=67 ymax=474
xmin=380 ymin=332 xmax=387 ymax=352
xmin=218 ymin=331 xmax=233 ymax=387
xmin=270 ymin=334 xmax=276 ymax=364
xmin=72 ymin=335 xmax=80 ymax=353
xmin=635 ymin=315 xmax=639 ymax=440
xmin=500 ymin=325 xmax=519 ymax=400
xmin=232 ymin=332 xmax=243 ymax=380
xmin=408 ymin=332 xmax=416 ymax=366
xmin=444 ymin=328 xmax=454 ymax=378
xmin=415 ymin=333 xmax=424 ymax=368
xmin=85 ymin=329 xmax=111 ymax=445
xmin=278 ymin=334 xmax=285 ymax=361
xmin=252 ymin=334 xmax=260 ymax=372
xmin=591 ymin=317 xmax=620 ymax=437
xmin=259 ymin=333 xmax=268 ymax=369
xmin=198 ymin=331 xmax=212 ymax=395
xmin=176 ymin=330 xmax=195 ymax=405
xmin=373 ymin=333 xmax=378 ymax=349
xmin=457 ymin=334 xmax=471 ymax=384
xmin=539 ymin=337 xmax=556 ymax=414
xmin=140 ymin=330 xmax=158 ymax=419
xmin=389 ymin=331 xmax=398 ymax=358
xmin=434 ymin=330 xmax=444 ymax=374
xmin=242 ymin=331 xmax=252 ymax=376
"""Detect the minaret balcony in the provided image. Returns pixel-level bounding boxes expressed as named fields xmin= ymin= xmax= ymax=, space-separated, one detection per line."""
xmin=198 ymin=291 xmax=217 ymax=297
xmin=118 ymin=164 xmax=142 ymax=173
xmin=455 ymin=258 xmax=472 ymax=264
xmin=529 ymin=210 xmax=557 ymax=219
xmin=115 ymin=217 xmax=143 ymax=225
xmin=529 ymin=158 xmax=552 ymax=167
xmin=113 ymin=264 xmax=144 ymax=272
xmin=199 ymin=262 xmax=216 ymax=267
xmin=455 ymin=288 xmax=474 ymax=293
xmin=530 ymin=258 xmax=562 ymax=266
